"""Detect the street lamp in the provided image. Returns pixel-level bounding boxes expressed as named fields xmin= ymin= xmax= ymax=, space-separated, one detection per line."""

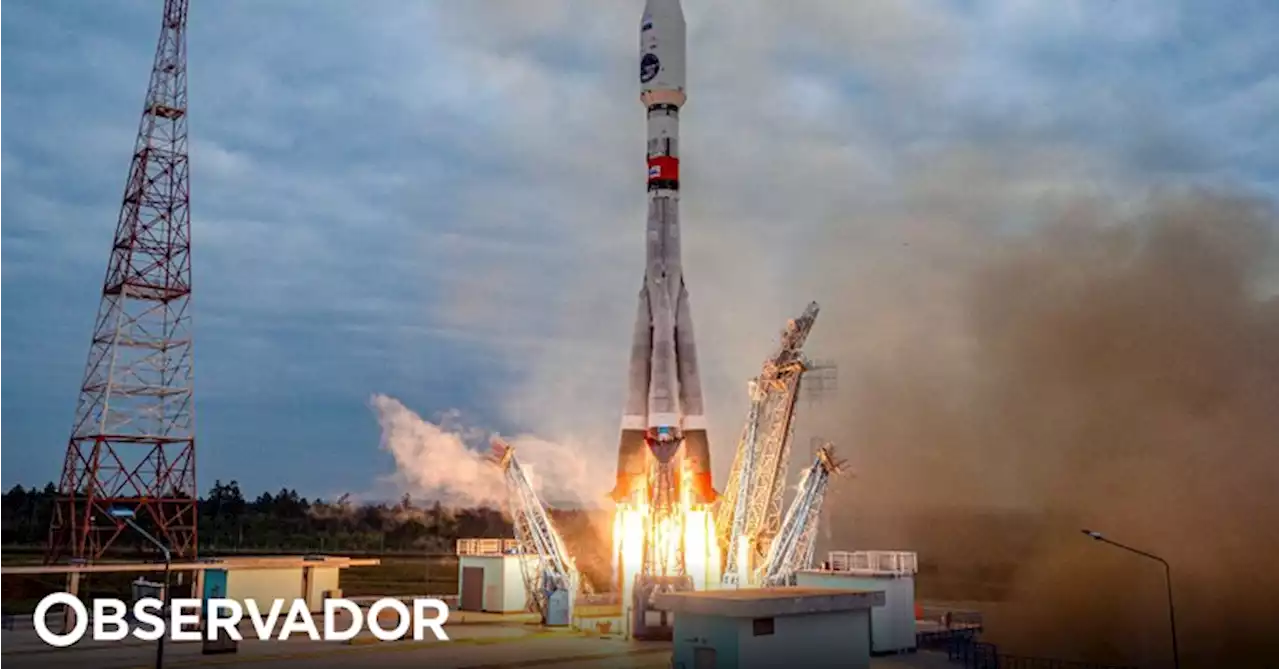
xmin=109 ymin=507 xmax=171 ymax=669
xmin=1081 ymin=529 xmax=1180 ymax=669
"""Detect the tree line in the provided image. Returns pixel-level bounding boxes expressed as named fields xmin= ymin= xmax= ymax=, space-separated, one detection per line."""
xmin=0 ymin=480 xmax=548 ymax=554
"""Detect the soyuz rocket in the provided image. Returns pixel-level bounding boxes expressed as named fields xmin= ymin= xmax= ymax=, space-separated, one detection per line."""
xmin=611 ymin=0 xmax=716 ymax=507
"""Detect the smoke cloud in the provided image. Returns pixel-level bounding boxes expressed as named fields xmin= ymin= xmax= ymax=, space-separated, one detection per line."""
xmin=369 ymin=393 xmax=613 ymax=508
xmin=801 ymin=186 xmax=1276 ymax=668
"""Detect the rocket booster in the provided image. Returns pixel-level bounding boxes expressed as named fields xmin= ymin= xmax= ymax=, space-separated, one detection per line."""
xmin=612 ymin=0 xmax=715 ymax=506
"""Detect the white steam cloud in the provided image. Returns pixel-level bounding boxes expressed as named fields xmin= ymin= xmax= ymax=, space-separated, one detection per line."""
xmin=370 ymin=393 xmax=613 ymax=508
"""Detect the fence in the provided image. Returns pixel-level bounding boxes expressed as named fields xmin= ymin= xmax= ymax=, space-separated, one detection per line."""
xmin=826 ymin=550 xmax=919 ymax=575
xmin=918 ymin=605 xmax=984 ymax=629
xmin=916 ymin=629 xmax=1137 ymax=669
xmin=998 ymin=658 xmax=1138 ymax=669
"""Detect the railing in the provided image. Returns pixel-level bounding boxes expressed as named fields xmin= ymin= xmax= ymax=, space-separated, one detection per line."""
xmin=918 ymin=628 xmax=981 ymax=649
xmin=919 ymin=605 xmax=985 ymax=629
xmin=455 ymin=538 xmax=524 ymax=556
xmin=996 ymin=657 xmax=1138 ymax=669
xmin=916 ymin=629 xmax=1137 ymax=669
xmin=576 ymin=592 xmax=620 ymax=606
xmin=826 ymin=550 xmax=919 ymax=575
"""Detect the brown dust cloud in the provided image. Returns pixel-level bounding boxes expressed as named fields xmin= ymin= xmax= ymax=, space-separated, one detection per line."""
xmin=794 ymin=182 xmax=1277 ymax=668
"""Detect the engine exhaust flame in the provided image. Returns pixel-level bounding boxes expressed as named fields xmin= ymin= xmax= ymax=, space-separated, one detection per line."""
xmin=613 ymin=459 xmax=721 ymax=629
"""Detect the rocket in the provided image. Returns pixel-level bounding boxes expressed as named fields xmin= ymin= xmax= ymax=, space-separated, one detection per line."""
xmin=611 ymin=0 xmax=716 ymax=506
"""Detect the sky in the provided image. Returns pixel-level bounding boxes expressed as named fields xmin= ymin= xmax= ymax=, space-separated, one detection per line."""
xmin=2 ymin=0 xmax=1276 ymax=502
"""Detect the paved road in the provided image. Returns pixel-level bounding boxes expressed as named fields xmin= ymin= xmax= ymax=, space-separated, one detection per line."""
xmin=2 ymin=625 xmax=671 ymax=669
xmin=4 ymin=619 xmax=959 ymax=669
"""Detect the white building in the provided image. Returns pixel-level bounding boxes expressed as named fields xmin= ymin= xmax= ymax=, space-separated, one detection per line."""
xmin=455 ymin=538 xmax=539 ymax=614
xmin=797 ymin=550 xmax=920 ymax=655
xmin=656 ymin=587 xmax=884 ymax=669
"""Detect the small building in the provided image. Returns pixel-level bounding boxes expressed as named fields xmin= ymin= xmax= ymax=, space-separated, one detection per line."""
xmin=798 ymin=550 xmax=920 ymax=655
xmin=655 ymin=587 xmax=885 ymax=669
xmin=202 ymin=555 xmax=351 ymax=612
xmin=455 ymin=538 xmax=538 ymax=614
xmin=2 ymin=554 xmax=379 ymax=635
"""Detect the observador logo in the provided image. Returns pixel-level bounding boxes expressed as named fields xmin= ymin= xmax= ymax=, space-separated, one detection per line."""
xmin=33 ymin=593 xmax=451 ymax=647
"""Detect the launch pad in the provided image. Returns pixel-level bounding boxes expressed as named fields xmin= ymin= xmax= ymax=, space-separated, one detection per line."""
xmin=612 ymin=456 xmax=721 ymax=641
xmin=630 ymin=574 xmax=693 ymax=640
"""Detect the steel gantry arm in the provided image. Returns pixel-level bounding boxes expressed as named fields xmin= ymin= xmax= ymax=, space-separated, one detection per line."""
xmin=489 ymin=438 xmax=580 ymax=624
xmin=759 ymin=443 xmax=844 ymax=587
xmin=717 ymin=302 xmax=821 ymax=587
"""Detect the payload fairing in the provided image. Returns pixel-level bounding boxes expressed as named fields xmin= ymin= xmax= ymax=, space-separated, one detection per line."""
xmin=611 ymin=0 xmax=716 ymax=507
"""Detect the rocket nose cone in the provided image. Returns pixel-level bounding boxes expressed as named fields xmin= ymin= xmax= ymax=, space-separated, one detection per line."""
xmin=642 ymin=0 xmax=685 ymax=26
xmin=640 ymin=0 xmax=687 ymax=97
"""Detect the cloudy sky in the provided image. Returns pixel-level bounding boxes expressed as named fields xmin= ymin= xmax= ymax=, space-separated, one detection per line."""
xmin=2 ymin=0 xmax=1275 ymax=502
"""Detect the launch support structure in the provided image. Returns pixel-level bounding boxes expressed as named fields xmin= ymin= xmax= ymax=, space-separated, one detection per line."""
xmin=717 ymin=302 xmax=821 ymax=587
xmin=759 ymin=444 xmax=845 ymax=587
xmin=489 ymin=438 xmax=580 ymax=626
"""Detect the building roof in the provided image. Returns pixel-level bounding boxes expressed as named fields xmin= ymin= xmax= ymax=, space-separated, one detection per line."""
xmin=654 ymin=587 xmax=885 ymax=618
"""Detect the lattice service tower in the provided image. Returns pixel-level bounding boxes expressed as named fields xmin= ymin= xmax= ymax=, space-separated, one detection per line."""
xmin=46 ymin=0 xmax=197 ymax=564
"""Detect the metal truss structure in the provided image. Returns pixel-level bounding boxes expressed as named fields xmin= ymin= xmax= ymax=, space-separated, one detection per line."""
xmin=47 ymin=0 xmax=197 ymax=564
xmin=717 ymin=302 xmax=821 ymax=586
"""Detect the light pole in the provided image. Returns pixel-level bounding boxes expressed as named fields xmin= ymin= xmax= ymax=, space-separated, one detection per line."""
xmin=110 ymin=507 xmax=171 ymax=669
xmin=1081 ymin=529 xmax=1180 ymax=669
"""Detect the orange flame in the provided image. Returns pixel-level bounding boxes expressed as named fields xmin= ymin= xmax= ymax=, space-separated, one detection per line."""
xmin=613 ymin=461 xmax=721 ymax=615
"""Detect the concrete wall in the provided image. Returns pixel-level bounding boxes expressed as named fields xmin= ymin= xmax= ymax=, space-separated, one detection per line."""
xmin=223 ymin=566 xmax=344 ymax=613
xmin=304 ymin=567 xmax=341 ymax=610
xmin=499 ymin=557 xmax=532 ymax=613
xmin=670 ymin=612 xmax=740 ymax=669
xmin=671 ymin=610 xmax=872 ymax=669
xmin=796 ymin=571 xmax=916 ymax=653
xmin=739 ymin=610 xmax=872 ymax=669
xmin=226 ymin=568 xmax=304 ymax=609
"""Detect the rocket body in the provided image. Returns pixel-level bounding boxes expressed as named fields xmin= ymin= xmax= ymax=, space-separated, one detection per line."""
xmin=613 ymin=0 xmax=715 ymax=506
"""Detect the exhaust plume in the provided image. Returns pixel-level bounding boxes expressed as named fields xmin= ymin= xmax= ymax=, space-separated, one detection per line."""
xmin=370 ymin=393 xmax=612 ymax=508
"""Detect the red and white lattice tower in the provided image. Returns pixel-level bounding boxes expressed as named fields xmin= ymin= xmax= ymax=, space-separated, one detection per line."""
xmin=46 ymin=0 xmax=196 ymax=564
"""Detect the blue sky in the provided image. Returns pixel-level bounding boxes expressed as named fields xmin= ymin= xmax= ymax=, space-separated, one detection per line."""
xmin=2 ymin=0 xmax=1275 ymax=501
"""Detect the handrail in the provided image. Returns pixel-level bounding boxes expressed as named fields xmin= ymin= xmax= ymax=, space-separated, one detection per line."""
xmin=917 ymin=629 xmax=1137 ymax=669
xmin=455 ymin=538 xmax=525 ymax=555
xmin=824 ymin=550 xmax=919 ymax=575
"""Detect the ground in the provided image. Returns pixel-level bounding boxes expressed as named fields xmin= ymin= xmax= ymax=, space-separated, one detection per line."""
xmin=2 ymin=618 xmax=960 ymax=669
xmin=0 ymin=550 xmax=990 ymax=667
